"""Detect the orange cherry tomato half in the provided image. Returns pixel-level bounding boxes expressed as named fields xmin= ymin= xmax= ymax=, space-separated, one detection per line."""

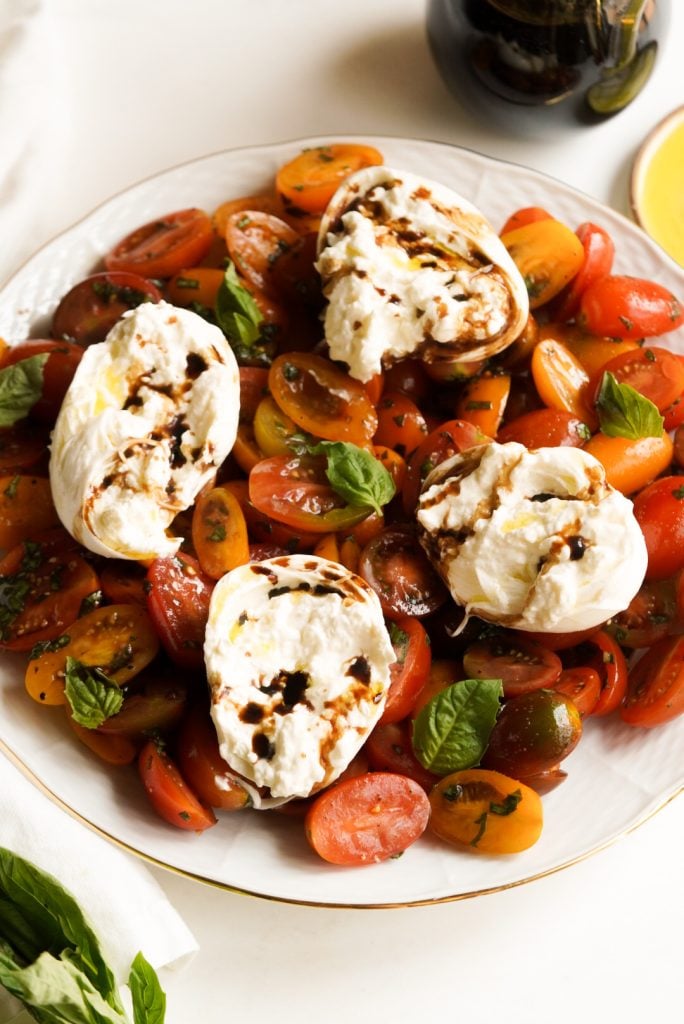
xmin=224 ymin=210 xmax=302 ymax=298
xmin=497 ymin=407 xmax=590 ymax=448
xmin=138 ymin=737 xmax=217 ymax=832
xmin=67 ymin=713 xmax=138 ymax=766
xmin=583 ymin=430 xmax=673 ymax=495
xmin=276 ymin=143 xmax=384 ymax=216
xmin=380 ymin=617 xmax=432 ymax=724
xmin=104 ymin=209 xmax=214 ymax=279
xmin=373 ymin=391 xmax=428 ymax=458
xmin=304 ymin=771 xmax=430 ymax=865
xmin=501 ymin=218 xmax=585 ymax=309
xmin=456 ymin=372 xmax=511 ymax=438
xmin=176 ymin=704 xmax=251 ymax=811
xmin=499 ymin=206 xmax=552 ymax=236
xmin=192 ymin=485 xmax=250 ymax=580
xmin=269 ymin=352 xmax=378 ymax=445
xmin=166 ymin=267 xmax=225 ymax=310
xmin=537 ymin=322 xmax=639 ymax=378
xmin=50 ymin=272 xmax=162 ymax=347
xmin=530 ymin=338 xmax=596 ymax=427
xmin=0 ymin=476 xmax=60 ymax=552
xmin=621 ymin=635 xmax=684 ymax=728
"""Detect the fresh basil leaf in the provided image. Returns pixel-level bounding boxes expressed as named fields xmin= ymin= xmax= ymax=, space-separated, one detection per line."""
xmin=129 ymin=952 xmax=166 ymax=1024
xmin=596 ymin=371 xmax=664 ymax=440
xmin=215 ymin=260 xmax=263 ymax=347
xmin=0 ymin=848 xmax=123 ymax=1014
xmin=0 ymin=355 xmax=48 ymax=428
xmin=63 ymin=657 xmax=124 ymax=729
xmin=0 ymin=948 xmax=127 ymax=1024
xmin=309 ymin=441 xmax=396 ymax=515
xmin=411 ymin=678 xmax=502 ymax=775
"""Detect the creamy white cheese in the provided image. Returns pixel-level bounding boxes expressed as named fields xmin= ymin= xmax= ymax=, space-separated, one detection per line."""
xmin=416 ymin=441 xmax=648 ymax=633
xmin=316 ymin=166 xmax=529 ymax=381
xmin=49 ymin=300 xmax=239 ymax=561
xmin=204 ymin=555 xmax=395 ymax=803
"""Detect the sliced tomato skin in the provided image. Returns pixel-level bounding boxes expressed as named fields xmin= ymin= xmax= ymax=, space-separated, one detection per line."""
xmin=105 ymin=209 xmax=214 ymax=279
xmin=633 ymin=476 xmax=684 ymax=581
xmin=565 ymin=630 xmax=628 ymax=717
xmin=145 ymin=552 xmax=214 ymax=671
xmin=621 ymin=636 xmax=684 ymax=728
xmin=176 ymin=704 xmax=251 ymax=811
xmin=497 ymin=408 xmax=589 ymax=449
xmin=462 ymin=636 xmax=562 ymax=698
xmin=359 ymin=526 xmax=448 ymax=620
xmin=589 ymin=346 xmax=684 ymax=413
xmin=551 ymin=666 xmax=601 ymax=718
xmin=579 ymin=276 xmax=684 ymax=339
xmin=304 ymin=771 xmax=430 ymax=865
xmin=51 ymin=272 xmax=162 ymax=347
xmin=380 ymin=617 xmax=432 ymax=724
xmin=550 ymin=221 xmax=615 ymax=323
xmin=138 ymin=738 xmax=217 ymax=832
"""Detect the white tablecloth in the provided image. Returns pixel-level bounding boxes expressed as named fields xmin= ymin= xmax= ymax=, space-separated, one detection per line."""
xmin=1 ymin=2 xmax=683 ymax=1022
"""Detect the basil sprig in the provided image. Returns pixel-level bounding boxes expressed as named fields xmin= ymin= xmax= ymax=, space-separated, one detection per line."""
xmin=596 ymin=371 xmax=664 ymax=440
xmin=0 ymin=354 xmax=48 ymax=427
xmin=0 ymin=847 xmax=166 ymax=1023
xmin=308 ymin=441 xmax=396 ymax=515
xmin=215 ymin=260 xmax=264 ymax=348
xmin=64 ymin=656 xmax=124 ymax=729
xmin=412 ymin=678 xmax=502 ymax=775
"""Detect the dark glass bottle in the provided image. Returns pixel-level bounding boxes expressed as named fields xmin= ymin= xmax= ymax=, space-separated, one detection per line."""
xmin=427 ymin=1 xmax=666 ymax=130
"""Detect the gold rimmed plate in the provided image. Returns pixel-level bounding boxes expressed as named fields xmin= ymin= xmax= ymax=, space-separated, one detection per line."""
xmin=1 ymin=136 xmax=683 ymax=907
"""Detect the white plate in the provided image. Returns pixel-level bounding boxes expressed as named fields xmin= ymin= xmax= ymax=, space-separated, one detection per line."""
xmin=1 ymin=135 xmax=683 ymax=907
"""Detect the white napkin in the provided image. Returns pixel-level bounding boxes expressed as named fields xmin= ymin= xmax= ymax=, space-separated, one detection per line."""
xmin=0 ymin=0 xmax=69 ymax=288
xmin=0 ymin=750 xmax=199 ymax=1021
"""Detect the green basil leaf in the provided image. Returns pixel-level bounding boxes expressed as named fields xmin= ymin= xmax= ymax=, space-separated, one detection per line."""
xmin=411 ymin=678 xmax=502 ymax=775
xmin=0 ymin=848 xmax=124 ymax=1014
xmin=129 ymin=952 xmax=166 ymax=1024
xmin=596 ymin=371 xmax=664 ymax=440
xmin=0 ymin=948 xmax=127 ymax=1024
xmin=0 ymin=355 xmax=48 ymax=428
xmin=215 ymin=260 xmax=263 ymax=347
xmin=309 ymin=441 xmax=396 ymax=515
xmin=63 ymin=657 xmax=124 ymax=730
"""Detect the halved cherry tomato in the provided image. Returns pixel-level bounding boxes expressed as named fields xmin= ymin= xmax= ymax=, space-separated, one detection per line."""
xmin=462 ymin=635 xmax=562 ymax=698
xmin=224 ymin=210 xmax=302 ymax=297
xmin=481 ymin=689 xmax=582 ymax=776
xmin=253 ymin=395 xmax=299 ymax=456
xmin=51 ymin=272 xmax=162 ymax=347
xmin=633 ymin=476 xmax=684 ymax=580
xmin=373 ymin=391 xmax=428 ymax=457
xmin=105 ymin=209 xmax=214 ymax=279
xmin=269 ymin=352 xmax=377 ymax=445
xmin=372 ymin=445 xmax=407 ymax=493
xmin=249 ymin=453 xmax=371 ymax=534
xmin=239 ymin=366 xmax=270 ymax=420
xmin=1 ymin=539 xmax=100 ymax=655
xmin=604 ymin=578 xmax=679 ymax=649
xmin=0 ymin=340 xmax=84 ymax=424
xmin=0 ymin=424 xmax=49 ymax=475
xmin=501 ymin=218 xmax=585 ymax=309
xmin=429 ymin=768 xmax=543 ymax=854
xmin=138 ymin=737 xmax=217 ymax=832
xmin=304 ymin=771 xmax=430 ymax=865
xmin=145 ymin=552 xmax=214 ymax=671
xmin=550 ymin=222 xmax=615 ymax=322
xmin=402 ymin=418 xmax=490 ymax=513
xmin=380 ymin=617 xmax=432 ymax=724
xmin=100 ymin=560 xmax=148 ymax=606
xmin=579 ymin=275 xmax=684 ymax=339
xmin=0 ymin=476 xmax=60 ymax=552
xmin=225 ymin=478 xmax=319 ymax=552
xmin=177 ymin=704 xmax=251 ymax=811
xmin=192 ymin=485 xmax=249 ymax=580
xmin=383 ymin=358 xmax=430 ymax=403
xmin=499 ymin=206 xmax=552 ymax=236
xmin=212 ymin=193 xmax=285 ymax=236
xmin=565 ymin=629 xmax=628 ymax=717
xmin=313 ymin=532 xmax=361 ymax=573
xmin=537 ymin=322 xmax=639 ymax=378
xmin=591 ymin=346 xmax=684 ymax=415
xmin=584 ymin=430 xmax=673 ymax=495
xmin=456 ymin=372 xmax=511 ymax=437
xmin=276 ymin=143 xmax=384 ymax=216
xmin=97 ymin=672 xmax=189 ymax=737
xmin=166 ymin=267 xmax=225 ymax=310
xmin=551 ymin=666 xmax=601 ymax=717
xmin=364 ymin=720 xmax=440 ymax=792
xmin=497 ymin=407 xmax=590 ymax=448
xmin=67 ymin=713 xmax=138 ymax=766
xmin=621 ymin=635 xmax=684 ymax=727
xmin=663 ymin=394 xmax=684 ymax=432
xmin=358 ymin=526 xmax=448 ymax=620
xmin=24 ymin=603 xmax=158 ymax=704
xmin=514 ymin=625 xmax=600 ymax=652
xmin=530 ymin=338 xmax=596 ymax=426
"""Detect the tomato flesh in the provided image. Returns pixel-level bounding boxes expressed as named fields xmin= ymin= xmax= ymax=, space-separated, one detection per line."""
xmin=138 ymin=738 xmax=217 ymax=832
xmin=462 ymin=636 xmax=562 ymax=698
xmin=105 ymin=209 xmax=214 ymax=279
xmin=146 ymin=553 xmax=214 ymax=671
xmin=621 ymin=636 xmax=684 ymax=728
xmin=380 ymin=617 xmax=432 ymax=724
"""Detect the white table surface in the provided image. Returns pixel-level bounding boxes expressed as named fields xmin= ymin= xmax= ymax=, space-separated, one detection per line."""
xmin=3 ymin=1 xmax=684 ymax=1022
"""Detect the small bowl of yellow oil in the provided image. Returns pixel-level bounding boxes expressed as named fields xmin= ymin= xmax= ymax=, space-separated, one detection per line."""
xmin=631 ymin=105 xmax=684 ymax=267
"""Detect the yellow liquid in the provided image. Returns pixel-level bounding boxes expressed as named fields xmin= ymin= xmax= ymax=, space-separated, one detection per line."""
xmin=639 ymin=116 xmax=684 ymax=267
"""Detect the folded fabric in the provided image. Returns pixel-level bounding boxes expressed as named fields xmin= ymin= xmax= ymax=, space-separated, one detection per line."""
xmin=0 ymin=750 xmax=198 ymax=1008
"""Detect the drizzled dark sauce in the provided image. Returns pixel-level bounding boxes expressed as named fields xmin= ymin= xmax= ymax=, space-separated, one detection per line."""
xmin=567 ymin=535 xmax=587 ymax=561
xmin=347 ymin=656 xmax=371 ymax=685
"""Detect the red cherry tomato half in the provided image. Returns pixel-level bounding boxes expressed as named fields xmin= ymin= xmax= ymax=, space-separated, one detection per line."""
xmin=621 ymin=635 xmax=684 ymax=728
xmin=0 ymin=340 xmax=83 ymax=424
xmin=380 ymin=616 xmax=432 ymax=724
xmin=145 ymin=552 xmax=214 ymax=671
xmin=551 ymin=666 xmax=602 ymax=718
xmin=364 ymin=720 xmax=440 ymax=792
xmin=605 ymin=578 xmax=679 ymax=650
xmin=550 ymin=222 xmax=615 ymax=322
xmin=497 ymin=407 xmax=590 ymax=448
xmin=304 ymin=771 xmax=430 ymax=865
xmin=0 ymin=423 xmax=50 ymax=475
xmin=499 ymin=207 xmax=552 ymax=236
xmin=138 ymin=738 xmax=217 ymax=832
xmin=374 ymin=391 xmax=428 ymax=458
xmin=579 ymin=275 xmax=684 ymax=339
xmin=104 ymin=209 xmax=214 ymax=279
xmin=564 ymin=629 xmax=628 ymax=717
xmin=462 ymin=635 xmax=562 ymax=698
xmin=359 ymin=526 xmax=448 ymax=620
xmin=51 ymin=272 xmax=162 ymax=347
xmin=176 ymin=704 xmax=251 ymax=811
xmin=633 ymin=475 xmax=684 ymax=581
xmin=590 ymin=346 xmax=684 ymax=413
xmin=403 ymin=419 xmax=490 ymax=513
